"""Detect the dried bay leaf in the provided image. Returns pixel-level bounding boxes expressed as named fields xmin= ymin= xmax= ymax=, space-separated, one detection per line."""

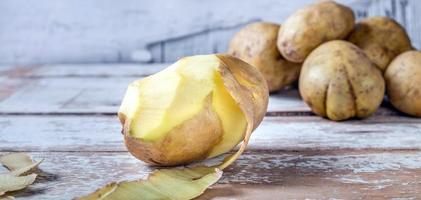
xmin=0 ymin=153 xmax=42 ymax=176
xmin=0 ymin=153 xmax=42 ymax=198
xmin=0 ymin=174 xmax=37 ymax=195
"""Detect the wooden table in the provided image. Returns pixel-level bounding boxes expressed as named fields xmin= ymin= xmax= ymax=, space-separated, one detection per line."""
xmin=1 ymin=64 xmax=420 ymax=199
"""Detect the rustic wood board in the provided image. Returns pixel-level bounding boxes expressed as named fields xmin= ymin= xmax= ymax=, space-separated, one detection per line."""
xmin=1 ymin=151 xmax=420 ymax=199
xmin=0 ymin=64 xmax=402 ymax=115
xmin=1 ymin=64 xmax=420 ymax=199
xmin=1 ymin=115 xmax=420 ymax=152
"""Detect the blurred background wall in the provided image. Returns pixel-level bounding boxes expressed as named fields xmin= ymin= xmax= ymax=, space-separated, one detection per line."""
xmin=0 ymin=0 xmax=419 ymax=65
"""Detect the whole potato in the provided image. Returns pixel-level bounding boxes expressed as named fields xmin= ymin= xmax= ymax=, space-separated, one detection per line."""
xmin=277 ymin=1 xmax=355 ymax=63
xmin=348 ymin=16 xmax=413 ymax=72
xmin=385 ymin=51 xmax=421 ymax=117
xmin=228 ymin=22 xmax=301 ymax=92
xmin=299 ymin=40 xmax=385 ymax=121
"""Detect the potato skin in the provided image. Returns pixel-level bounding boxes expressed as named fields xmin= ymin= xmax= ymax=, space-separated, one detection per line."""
xmin=277 ymin=1 xmax=355 ymax=63
xmin=299 ymin=40 xmax=385 ymax=121
xmin=348 ymin=16 xmax=413 ymax=71
xmin=123 ymin=96 xmax=223 ymax=166
xmin=228 ymin=22 xmax=301 ymax=92
xmin=385 ymin=51 xmax=421 ymax=117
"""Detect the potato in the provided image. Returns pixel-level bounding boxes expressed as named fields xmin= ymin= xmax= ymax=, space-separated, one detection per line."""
xmin=228 ymin=22 xmax=301 ymax=92
xmin=277 ymin=1 xmax=355 ymax=63
xmin=348 ymin=16 xmax=413 ymax=72
xmin=385 ymin=51 xmax=421 ymax=117
xmin=119 ymin=54 xmax=268 ymax=166
xmin=299 ymin=40 xmax=385 ymax=121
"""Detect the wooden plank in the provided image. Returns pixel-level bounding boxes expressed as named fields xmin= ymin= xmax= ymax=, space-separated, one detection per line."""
xmin=2 ymin=150 xmax=420 ymax=199
xmin=1 ymin=115 xmax=420 ymax=152
xmin=0 ymin=76 xmax=402 ymax=115
xmin=28 ymin=64 xmax=167 ymax=78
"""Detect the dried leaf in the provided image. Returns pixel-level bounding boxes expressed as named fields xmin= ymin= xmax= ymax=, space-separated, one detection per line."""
xmin=0 ymin=174 xmax=37 ymax=196
xmin=0 ymin=153 xmax=42 ymax=176
xmin=0 ymin=153 xmax=42 ymax=197
xmin=77 ymin=167 xmax=222 ymax=200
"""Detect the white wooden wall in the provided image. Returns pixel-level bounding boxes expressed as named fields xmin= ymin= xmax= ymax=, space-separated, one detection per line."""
xmin=0 ymin=0 xmax=419 ymax=65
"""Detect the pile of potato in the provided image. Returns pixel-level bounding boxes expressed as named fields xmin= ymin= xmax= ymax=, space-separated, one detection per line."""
xmin=228 ymin=0 xmax=420 ymax=120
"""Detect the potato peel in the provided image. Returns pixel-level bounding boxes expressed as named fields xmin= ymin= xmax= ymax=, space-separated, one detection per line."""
xmin=0 ymin=196 xmax=14 ymax=200
xmin=0 ymin=153 xmax=42 ymax=197
xmin=77 ymin=167 xmax=222 ymax=200
xmin=79 ymin=54 xmax=268 ymax=200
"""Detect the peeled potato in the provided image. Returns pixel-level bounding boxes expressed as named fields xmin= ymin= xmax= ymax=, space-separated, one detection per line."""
xmin=118 ymin=54 xmax=269 ymax=166
xmin=348 ymin=16 xmax=413 ymax=71
xmin=385 ymin=51 xmax=421 ymax=117
xmin=228 ymin=22 xmax=301 ymax=92
xmin=299 ymin=40 xmax=385 ymax=121
xmin=277 ymin=1 xmax=355 ymax=63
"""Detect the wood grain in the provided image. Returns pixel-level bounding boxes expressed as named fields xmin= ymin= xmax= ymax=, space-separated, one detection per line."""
xmin=0 ymin=64 xmax=420 ymax=199
xmin=0 ymin=65 xmax=403 ymax=115
xmin=1 ymin=150 xmax=420 ymax=199
xmin=1 ymin=115 xmax=420 ymax=152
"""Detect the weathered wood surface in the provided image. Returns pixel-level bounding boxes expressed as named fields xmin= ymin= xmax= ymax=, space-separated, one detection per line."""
xmin=0 ymin=64 xmax=403 ymax=115
xmin=0 ymin=0 xmax=420 ymax=65
xmin=1 ymin=64 xmax=421 ymax=199
xmin=1 ymin=115 xmax=421 ymax=152
xmin=1 ymin=151 xmax=420 ymax=199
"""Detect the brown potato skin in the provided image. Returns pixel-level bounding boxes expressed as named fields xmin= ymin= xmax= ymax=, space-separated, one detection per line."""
xmin=348 ymin=16 xmax=413 ymax=72
xmin=299 ymin=40 xmax=385 ymax=121
xmin=122 ymin=96 xmax=223 ymax=166
xmin=385 ymin=51 xmax=421 ymax=117
xmin=277 ymin=1 xmax=355 ymax=63
xmin=228 ymin=22 xmax=301 ymax=92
